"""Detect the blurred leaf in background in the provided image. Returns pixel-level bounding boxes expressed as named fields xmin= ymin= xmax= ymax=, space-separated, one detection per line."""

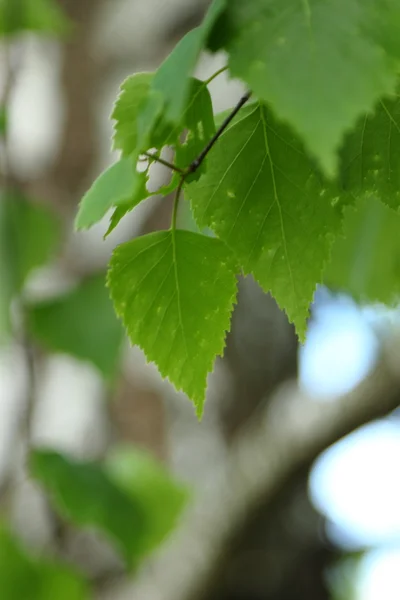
xmin=0 ymin=525 xmax=88 ymax=599
xmin=105 ymin=446 xmax=189 ymax=557
xmin=75 ymin=157 xmax=149 ymax=231
xmin=324 ymin=197 xmax=400 ymax=305
xmin=0 ymin=0 xmax=70 ymax=36
xmin=27 ymin=274 xmax=124 ymax=378
xmin=326 ymin=552 xmax=363 ymax=600
xmin=30 ymin=448 xmax=189 ymax=568
xmin=0 ymin=105 xmax=7 ymax=137
xmin=0 ymin=191 xmax=60 ymax=342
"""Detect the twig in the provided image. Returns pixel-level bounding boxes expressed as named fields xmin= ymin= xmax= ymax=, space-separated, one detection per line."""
xmin=144 ymin=90 xmax=252 ymax=198
xmin=144 ymin=151 xmax=184 ymax=174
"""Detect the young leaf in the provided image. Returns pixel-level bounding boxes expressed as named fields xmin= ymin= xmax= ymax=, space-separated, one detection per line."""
xmin=0 ymin=525 xmax=88 ymax=600
xmin=27 ymin=274 xmax=124 ymax=378
xmin=324 ymin=197 xmax=400 ymax=304
xmin=112 ymin=72 xmax=153 ymax=156
xmin=146 ymin=0 xmax=225 ymax=122
xmin=0 ymin=0 xmax=70 ymax=36
xmin=83 ymin=77 xmax=215 ymax=235
xmin=107 ymin=230 xmax=237 ymax=415
xmin=186 ymin=104 xmax=348 ymax=340
xmin=75 ymin=158 xmax=148 ymax=230
xmin=30 ymin=448 xmax=188 ymax=567
xmin=339 ymin=92 xmax=400 ymax=211
xmin=212 ymin=0 xmax=400 ymax=176
xmin=103 ymin=170 xmax=180 ymax=238
xmin=137 ymin=0 xmax=225 ymax=147
xmin=113 ymin=75 xmax=215 ymax=159
xmin=174 ymin=78 xmax=216 ymax=170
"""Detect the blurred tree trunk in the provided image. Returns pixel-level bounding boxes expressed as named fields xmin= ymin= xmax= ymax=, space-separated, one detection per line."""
xmin=210 ymin=279 xmax=336 ymax=600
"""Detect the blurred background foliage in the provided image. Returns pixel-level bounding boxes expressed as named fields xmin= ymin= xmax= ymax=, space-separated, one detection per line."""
xmin=0 ymin=1 xmax=400 ymax=599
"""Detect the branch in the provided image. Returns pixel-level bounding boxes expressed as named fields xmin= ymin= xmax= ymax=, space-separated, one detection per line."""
xmin=117 ymin=332 xmax=400 ymax=600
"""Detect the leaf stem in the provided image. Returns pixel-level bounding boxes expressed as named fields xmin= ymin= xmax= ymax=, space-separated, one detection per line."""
xmin=168 ymin=90 xmax=252 ymax=231
xmin=204 ymin=65 xmax=228 ymax=86
xmin=171 ymin=178 xmax=184 ymax=231
xmin=143 ymin=151 xmax=184 ymax=174
xmin=185 ymin=92 xmax=252 ymax=176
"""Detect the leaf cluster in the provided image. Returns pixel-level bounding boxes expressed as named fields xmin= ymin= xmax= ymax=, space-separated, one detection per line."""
xmin=76 ymin=0 xmax=400 ymax=416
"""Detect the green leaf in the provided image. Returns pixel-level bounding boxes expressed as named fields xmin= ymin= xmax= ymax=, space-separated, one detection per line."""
xmin=113 ymin=74 xmax=215 ymax=159
xmin=75 ymin=158 xmax=148 ymax=230
xmin=0 ymin=191 xmax=60 ymax=342
xmin=112 ymin=72 xmax=154 ymax=156
xmin=137 ymin=0 xmax=225 ymax=148
xmin=214 ymin=0 xmax=400 ymax=176
xmin=30 ymin=448 xmax=187 ymax=567
xmin=0 ymin=0 xmax=70 ymax=36
xmin=0 ymin=525 xmax=88 ymax=600
xmin=324 ymin=197 xmax=400 ymax=304
xmin=174 ymin=78 xmax=216 ymax=172
xmin=147 ymin=0 xmax=225 ymax=124
xmin=81 ymin=77 xmax=215 ymax=234
xmin=186 ymin=104 xmax=348 ymax=340
xmin=108 ymin=230 xmax=237 ymax=415
xmin=27 ymin=274 xmax=124 ymax=378
xmin=213 ymin=100 xmax=258 ymax=131
xmin=103 ymin=170 xmax=180 ymax=238
xmin=30 ymin=450 xmax=146 ymax=567
xmin=339 ymin=92 xmax=400 ymax=211
xmin=105 ymin=447 xmax=189 ymax=556
xmin=3 ymin=192 xmax=60 ymax=291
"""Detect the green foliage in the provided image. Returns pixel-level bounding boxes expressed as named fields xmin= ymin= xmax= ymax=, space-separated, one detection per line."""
xmin=73 ymin=0 xmax=400 ymax=412
xmin=138 ymin=0 xmax=225 ymax=133
xmin=108 ymin=230 xmax=237 ymax=415
xmin=112 ymin=73 xmax=154 ymax=156
xmin=76 ymin=75 xmax=216 ymax=236
xmin=325 ymin=197 xmax=400 ymax=304
xmin=75 ymin=158 xmax=147 ymax=230
xmin=0 ymin=191 xmax=60 ymax=341
xmin=0 ymin=525 xmax=88 ymax=599
xmin=3 ymin=0 xmax=400 ymax=592
xmin=0 ymin=106 xmax=7 ymax=137
xmin=208 ymin=0 xmax=400 ymax=176
xmin=339 ymin=93 xmax=400 ymax=210
xmin=0 ymin=0 xmax=70 ymax=36
xmin=105 ymin=447 xmax=189 ymax=556
xmin=30 ymin=448 xmax=188 ymax=567
xmin=27 ymin=274 xmax=124 ymax=378
xmin=186 ymin=104 xmax=347 ymax=339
